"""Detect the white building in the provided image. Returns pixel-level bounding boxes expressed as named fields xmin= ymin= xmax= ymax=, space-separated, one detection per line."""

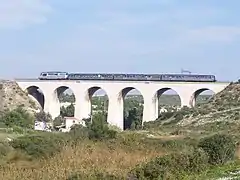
xmin=34 ymin=121 xmax=47 ymax=131
xmin=59 ymin=117 xmax=86 ymax=132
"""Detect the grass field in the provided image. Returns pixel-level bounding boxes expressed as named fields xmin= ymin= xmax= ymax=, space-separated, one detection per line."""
xmin=0 ymin=128 xmax=240 ymax=180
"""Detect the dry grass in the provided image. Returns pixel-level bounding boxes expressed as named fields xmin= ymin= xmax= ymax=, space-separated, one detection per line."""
xmin=0 ymin=141 xmax=164 ymax=180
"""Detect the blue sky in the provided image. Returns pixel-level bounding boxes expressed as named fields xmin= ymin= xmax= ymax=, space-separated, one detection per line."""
xmin=0 ymin=0 xmax=240 ymax=81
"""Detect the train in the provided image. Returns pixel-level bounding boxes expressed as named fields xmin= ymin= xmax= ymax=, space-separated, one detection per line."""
xmin=38 ymin=71 xmax=216 ymax=82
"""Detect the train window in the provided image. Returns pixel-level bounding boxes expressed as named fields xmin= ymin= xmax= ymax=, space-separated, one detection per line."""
xmin=48 ymin=73 xmax=58 ymax=75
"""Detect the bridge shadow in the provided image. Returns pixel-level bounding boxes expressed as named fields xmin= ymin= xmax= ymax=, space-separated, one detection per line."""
xmin=26 ymin=86 xmax=45 ymax=109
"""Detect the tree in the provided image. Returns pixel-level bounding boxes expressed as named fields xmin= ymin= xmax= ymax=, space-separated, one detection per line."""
xmin=124 ymin=99 xmax=143 ymax=130
xmin=53 ymin=115 xmax=65 ymax=128
xmin=87 ymin=112 xmax=116 ymax=140
xmin=35 ymin=111 xmax=52 ymax=123
xmin=60 ymin=104 xmax=74 ymax=117
xmin=59 ymin=93 xmax=75 ymax=103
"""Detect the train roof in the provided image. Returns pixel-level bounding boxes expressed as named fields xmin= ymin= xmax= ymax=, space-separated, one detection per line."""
xmin=68 ymin=73 xmax=215 ymax=76
xmin=41 ymin=72 xmax=215 ymax=77
xmin=161 ymin=73 xmax=215 ymax=76
xmin=41 ymin=71 xmax=68 ymax=73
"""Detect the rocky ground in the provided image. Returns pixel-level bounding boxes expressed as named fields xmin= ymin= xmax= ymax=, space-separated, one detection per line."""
xmin=178 ymin=82 xmax=240 ymax=126
xmin=0 ymin=80 xmax=41 ymax=113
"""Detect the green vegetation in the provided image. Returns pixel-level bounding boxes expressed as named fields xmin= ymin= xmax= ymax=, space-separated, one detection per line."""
xmin=60 ymin=103 xmax=75 ymax=117
xmin=1 ymin=85 xmax=240 ymax=179
xmin=198 ymin=134 xmax=236 ymax=165
xmin=0 ymin=107 xmax=34 ymax=128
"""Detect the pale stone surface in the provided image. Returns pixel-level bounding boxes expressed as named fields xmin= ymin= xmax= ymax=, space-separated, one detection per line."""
xmin=16 ymin=80 xmax=229 ymax=130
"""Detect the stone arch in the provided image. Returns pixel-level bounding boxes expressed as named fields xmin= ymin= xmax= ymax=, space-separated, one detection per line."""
xmin=86 ymin=86 xmax=109 ymax=118
xmin=119 ymin=87 xmax=144 ymax=130
xmin=190 ymin=88 xmax=215 ymax=107
xmin=156 ymin=88 xmax=181 ymax=117
xmin=26 ymin=86 xmax=45 ymax=109
xmin=54 ymin=86 xmax=76 ymax=117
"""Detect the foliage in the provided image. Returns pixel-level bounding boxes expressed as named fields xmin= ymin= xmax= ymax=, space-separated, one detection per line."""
xmin=53 ymin=115 xmax=65 ymax=129
xmin=124 ymin=98 xmax=143 ymax=130
xmin=87 ymin=112 xmax=117 ymax=140
xmin=59 ymin=93 xmax=75 ymax=103
xmin=0 ymin=142 xmax=12 ymax=158
xmin=67 ymin=171 xmax=122 ymax=180
xmin=198 ymin=134 xmax=236 ymax=165
xmin=35 ymin=111 xmax=52 ymax=123
xmin=129 ymin=148 xmax=209 ymax=179
xmin=9 ymin=133 xmax=65 ymax=158
xmin=68 ymin=112 xmax=117 ymax=141
xmin=0 ymin=107 xmax=34 ymax=128
xmin=69 ymin=124 xmax=89 ymax=141
xmin=60 ymin=103 xmax=74 ymax=117
xmin=143 ymin=106 xmax=194 ymax=129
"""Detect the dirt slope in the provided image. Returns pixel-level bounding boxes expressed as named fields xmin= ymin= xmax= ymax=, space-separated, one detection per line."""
xmin=0 ymin=80 xmax=41 ymax=113
xmin=179 ymin=82 xmax=240 ymax=126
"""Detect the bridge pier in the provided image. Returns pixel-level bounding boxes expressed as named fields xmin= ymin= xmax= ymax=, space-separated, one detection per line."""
xmin=16 ymin=80 xmax=229 ymax=130
xmin=43 ymin=92 xmax=61 ymax=119
xmin=74 ymin=92 xmax=92 ymax=121
xmin=107 ymin=93 xmax=124 ymax=130
xmin=142 ymin=93 xmax=158 ymax=123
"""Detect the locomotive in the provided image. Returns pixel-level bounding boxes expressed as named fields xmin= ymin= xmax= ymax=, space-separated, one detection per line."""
xmin=38 ymin=71 xmax=216 ymax=82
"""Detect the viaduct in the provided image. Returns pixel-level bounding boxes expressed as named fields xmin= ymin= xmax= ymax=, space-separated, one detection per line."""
xmin=15 ymin=79 xmax=229 ymax=130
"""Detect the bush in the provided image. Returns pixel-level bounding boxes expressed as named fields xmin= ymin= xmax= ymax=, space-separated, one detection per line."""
xmin=68 ymin=124 xmax=89 ymax=141
xmin=198 ymin=134 xmax=236 ymax=165
xmin=87 ymin=112 xmax=117 ymax=140
xmin=68 ymin=112 xmax=117 ymax=141
xmin=129 ymin=149 xmax=209 ymax=179
xmin=35 ymin=111 xmax=52 ymax=123
xmin=60 ymin=104 xmax=74 ymax=117
xmin=0 ymin=142 xmax=12 ymax=157
xmin=53 ymin=115 xmax=65 ymax=130
xmin=67 ymin=171 xmax=121 ymax=180
xmin=0 ymin=107 xmax=34 ymax=128
xmin=9 ymin=133 xmax=65 ymax=158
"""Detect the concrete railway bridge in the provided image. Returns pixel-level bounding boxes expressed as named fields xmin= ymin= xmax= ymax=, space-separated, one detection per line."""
xmin=15 ymin=79 xmax=230 ymax=130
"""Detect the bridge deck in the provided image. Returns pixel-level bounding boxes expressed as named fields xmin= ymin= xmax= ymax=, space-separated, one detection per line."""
xmin=14 ymin=78 xmax=230 ymax=84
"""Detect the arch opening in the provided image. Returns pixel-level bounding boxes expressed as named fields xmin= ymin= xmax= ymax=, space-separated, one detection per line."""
xmin=121 ymin=87 xmax=144 ymax=130
xmin=157 ymin=88 xmax=181 ymax=117
xmin=191 ymin=88 xmax=215 ymax=107
xmin=87 ymin=86 xmax=109 ymax=121
xmin=55 ymin=86 xmax=76 ymax=118
xmin=26 ymin=86 xmax=45 ymax=109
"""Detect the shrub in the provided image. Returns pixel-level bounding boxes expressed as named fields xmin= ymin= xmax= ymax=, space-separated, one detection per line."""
xmin=67 ymin=171 xmax=122 ymax=180
xmin=35 ymin=111 xmax=52 ymax=123
xmin=0 ymin=107 xmax=34 ymax=128
xmin=53 ymin=115 xmax=65 ymax=130
xmin=68 ymin=112 xmax=117 ymax=141
xmin=87 ymin=112 xmax=117 ymax=140
xmin=68 ymin=124 xmax=89 ymax=141
xmin=60 ymin=103 xmax=75 ymax=117
xmin=9 ymin=133 xmax=65 ymax=158
xmin=12 ymin=125 xmax=24 ymax=134
xmin=0 ymin=142 xmax=12 ymax=157
xmin=198 ymin=134 xmax=236 ymax=165
xmin=129 ymin=149 xmax=208 ymax=179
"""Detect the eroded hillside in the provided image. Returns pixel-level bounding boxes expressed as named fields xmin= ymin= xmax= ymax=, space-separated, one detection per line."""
xmin=145 ymin=82 xmax=240 ymax=128
xmin=0 ymin=80 xmax=41 ymax=113
xmin=179 ymin=82 xmax=240 ymax=126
